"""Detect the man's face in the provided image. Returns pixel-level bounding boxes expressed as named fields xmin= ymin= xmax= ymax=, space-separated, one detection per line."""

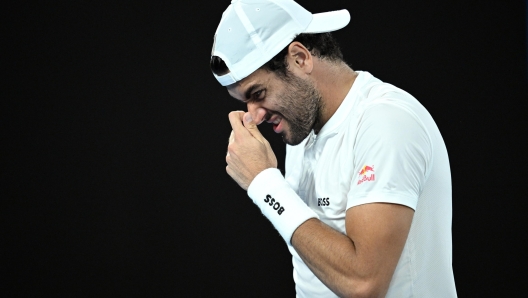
xmin=227 ymin=68 xmax=323 ymax=145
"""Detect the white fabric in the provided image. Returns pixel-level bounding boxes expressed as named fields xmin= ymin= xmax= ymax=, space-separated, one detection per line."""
xmin=212 ymin=0 xmax=350 ymax=86
xmin=304 ymin=10 xmax=351 ymax=33
xmin=250 ymin=71 xmax=457 ymax=297
xmin=247 ymin=168 xmax=319 ymax=244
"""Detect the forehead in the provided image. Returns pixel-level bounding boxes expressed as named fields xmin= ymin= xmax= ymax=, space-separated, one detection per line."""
xmin=226 ymin=68 xmax=275 ymax=100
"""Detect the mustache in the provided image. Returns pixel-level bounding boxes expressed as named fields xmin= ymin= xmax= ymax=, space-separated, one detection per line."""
xmin=262 ymin=110 xmax=287 ymax=123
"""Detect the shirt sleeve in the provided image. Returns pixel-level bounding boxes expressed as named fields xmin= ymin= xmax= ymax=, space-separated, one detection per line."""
xmin=346 ymin=102 xmax=432 ymax=211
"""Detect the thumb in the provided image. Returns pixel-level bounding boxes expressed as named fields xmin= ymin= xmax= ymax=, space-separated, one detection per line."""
xmin=243 ymin=112 xmax=265 ymax=142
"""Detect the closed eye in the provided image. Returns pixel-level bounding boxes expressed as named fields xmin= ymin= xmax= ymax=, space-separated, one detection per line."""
xmin=251 ymin=89 xmax=265 ymax=102
xmin=241 ymin=90 xmax=265 ymax=104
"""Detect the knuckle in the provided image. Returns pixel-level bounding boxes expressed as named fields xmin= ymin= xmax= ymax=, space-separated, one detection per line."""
xmin=228 ymin=111 xmax=240 ymax=119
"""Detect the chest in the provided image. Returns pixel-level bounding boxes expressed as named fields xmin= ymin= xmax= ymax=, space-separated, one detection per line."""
xmin=285 ymin=131 xmax=357 ymax=230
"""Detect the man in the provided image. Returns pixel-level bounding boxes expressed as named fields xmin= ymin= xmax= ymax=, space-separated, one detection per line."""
xmin=211 ymin=0 xmax=457 ymax=297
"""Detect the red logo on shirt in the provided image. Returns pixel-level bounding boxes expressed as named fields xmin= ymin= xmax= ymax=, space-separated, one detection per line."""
xmin=357 ymin=165 xmax=375 ymax=185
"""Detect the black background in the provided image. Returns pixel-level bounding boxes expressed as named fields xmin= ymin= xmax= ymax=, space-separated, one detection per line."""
xmin=3 ymin=0 xmax=527 ymax=297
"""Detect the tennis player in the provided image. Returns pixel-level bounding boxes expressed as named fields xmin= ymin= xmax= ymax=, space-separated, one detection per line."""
xmin=212 ymin=1 xmax=457 ymax=297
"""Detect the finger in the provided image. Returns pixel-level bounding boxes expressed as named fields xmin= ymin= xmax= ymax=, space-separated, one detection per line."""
xmin=228 ymin=111 xmax=251 ymax=138
xmin=226 ymin=141 xmax=235 ymax=158
xmin=226 ymin=165 xmax=233 ymax=178
xmin=242 ymin=112 xmax=266 ymax=143
xmin=227 ymin=129 xmax=235 ymax=156
xmin=226 ymin=165 xmax=237 ymax=182
xmin=228 ymin=130 xmax=234 ymax=144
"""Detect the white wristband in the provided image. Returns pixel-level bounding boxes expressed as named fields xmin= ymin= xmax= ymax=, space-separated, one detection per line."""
xmin=247 ymin=168 xmax=319 ymax=244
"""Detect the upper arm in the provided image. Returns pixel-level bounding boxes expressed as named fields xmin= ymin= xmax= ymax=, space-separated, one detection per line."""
xmin=347 ymin=102 xmax=432 ymax=211
xmin=343 ymin=101 xmax=430 ymax=293
xmin=345 ymin=202 xmax=414 ymax=295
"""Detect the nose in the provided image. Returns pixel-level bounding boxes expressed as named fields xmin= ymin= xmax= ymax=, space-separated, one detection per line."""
xmin=247 ymin=102 xmax=267 ymax=125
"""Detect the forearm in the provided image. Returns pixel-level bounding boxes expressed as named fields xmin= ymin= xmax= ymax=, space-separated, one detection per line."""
xmin=245 ymin=169 xmax=409 ymax=297
xmin=292 ymin=219 xmax=390 ymax=298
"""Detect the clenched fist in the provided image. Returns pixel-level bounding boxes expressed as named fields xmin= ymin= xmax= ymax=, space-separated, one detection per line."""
xmin=226 ymin=111 xmax=277 ymax=190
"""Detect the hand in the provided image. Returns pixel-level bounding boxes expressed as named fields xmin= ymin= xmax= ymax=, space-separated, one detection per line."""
xmin=226 ymin=111 xmax=278 ymax=190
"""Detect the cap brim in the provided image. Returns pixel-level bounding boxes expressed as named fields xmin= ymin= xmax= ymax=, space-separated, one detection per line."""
xmin=304 ymin=9 xmax=350 ymax=34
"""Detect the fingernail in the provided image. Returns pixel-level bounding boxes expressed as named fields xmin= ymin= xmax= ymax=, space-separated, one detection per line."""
xmin=244 ymin=113 xmax=253 ymax=123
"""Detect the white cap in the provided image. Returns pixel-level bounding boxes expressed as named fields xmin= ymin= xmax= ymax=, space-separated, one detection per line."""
xmin=211 ymin=0 xmax=350 ymax=86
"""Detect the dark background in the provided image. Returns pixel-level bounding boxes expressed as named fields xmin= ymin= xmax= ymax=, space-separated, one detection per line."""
xmin=3 ymin=0 xmax=527 ymax=296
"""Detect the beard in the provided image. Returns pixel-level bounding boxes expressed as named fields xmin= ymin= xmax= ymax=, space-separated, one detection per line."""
xmin=274 ymin=74 xmax=324 ymax=145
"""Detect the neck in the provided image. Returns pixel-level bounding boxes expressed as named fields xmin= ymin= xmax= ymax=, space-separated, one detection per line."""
xmin=311 ymin=60 xmax=357 ymax=133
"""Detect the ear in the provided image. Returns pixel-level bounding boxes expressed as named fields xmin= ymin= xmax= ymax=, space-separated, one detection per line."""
xmin=286 ymin=42 xmax=313 ymax=75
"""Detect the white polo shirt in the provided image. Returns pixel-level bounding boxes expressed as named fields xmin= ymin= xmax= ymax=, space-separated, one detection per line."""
xmin=259 ymin=71 xmax=457 ymax=297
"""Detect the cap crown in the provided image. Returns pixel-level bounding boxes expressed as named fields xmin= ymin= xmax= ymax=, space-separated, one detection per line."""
xmin=211 ymin=0 xmax=349 ymax=86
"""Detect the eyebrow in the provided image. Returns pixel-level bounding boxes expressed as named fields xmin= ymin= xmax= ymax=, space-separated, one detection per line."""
xmin=244 ymin=84 xmax=263 ymax=100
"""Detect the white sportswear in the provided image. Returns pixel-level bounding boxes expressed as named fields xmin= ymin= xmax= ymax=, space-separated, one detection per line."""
xmin=248 ymin=71 xmax=457 ymax=297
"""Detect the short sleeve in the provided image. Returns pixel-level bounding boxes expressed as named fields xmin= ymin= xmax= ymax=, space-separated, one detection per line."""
xmin=346 ymin=102 xmax=432 ymax=211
